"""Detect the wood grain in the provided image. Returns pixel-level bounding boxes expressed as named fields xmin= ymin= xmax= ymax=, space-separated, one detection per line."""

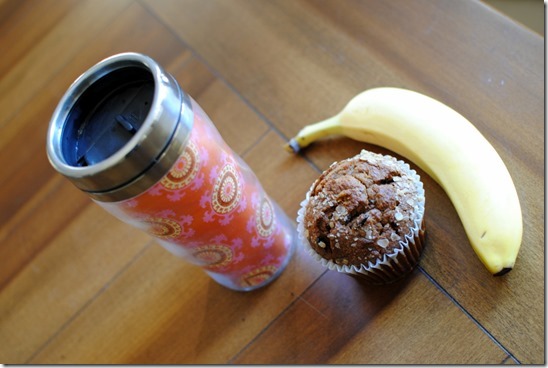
xmin=0 ymin=203 xmax=150 ymax=363
xmin=0 ymin=0 xmax=543 ymax=364
xmin=170 ymin=58 xmax=270 ymax=155
xmin=233 ymin=270 xmax=508 ymax=364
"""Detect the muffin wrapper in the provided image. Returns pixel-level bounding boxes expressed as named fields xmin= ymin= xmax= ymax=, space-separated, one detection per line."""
xmin=297 ymin=154 xmax=426 ymax=285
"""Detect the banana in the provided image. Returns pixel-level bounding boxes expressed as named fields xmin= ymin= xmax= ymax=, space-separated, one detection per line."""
xmin=285 ymin=87 xmax=522 ymax=276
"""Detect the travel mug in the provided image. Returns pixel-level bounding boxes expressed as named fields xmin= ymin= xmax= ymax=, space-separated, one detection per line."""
xmin=46 ymin=52 xmax=296 ymax=291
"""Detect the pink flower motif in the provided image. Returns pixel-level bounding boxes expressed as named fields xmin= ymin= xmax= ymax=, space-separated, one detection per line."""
xmin=200 ymin=191 xmax=211 ymax=208
xmin=261 ymin=253 xmax=275 ymax=266
xmin=190 ymin=172 xmax=205 ymax=191
xmin=180 ymin=214 xmax=193 ymax=226
xmin=263 ymin=236 xmax=275 ymax=249
xmin=180 ymin=227 xmax=196 ymax=239
xmin=123 ymin=199 xmax=139 ymax=208
xmin=218 ymin=213 xmax=234 ymax=226
xmin=209 ymin=165 xmax=220 ymax=183
xmin=231 ymin=237 xmax=243 ymax=250
xmin=200 ymin=146 xmax=210 ymax=164
xmin=251 ymin=236 xmax=261 ymax=248
xmin=237 ymin=195 xmax=247 ymax=213
xmin=212 ymin=234 xmax=228 ymax=243
xmin=232 ymin=251 xmax=245 ymax=264
xmin=203 ymin=210 xmax=215 ymax=223
xmin=157 ymin=209 xmax=176 ymax=218
xmin=167 ymin=190 xmax=186 ymax=202
xmin=250 ymin=192 xmax=260 ymax=208
xmin=148 ymin=185 xmax=164 ymax=196
xmin=246 ymin=216 xmax=255 ymax=234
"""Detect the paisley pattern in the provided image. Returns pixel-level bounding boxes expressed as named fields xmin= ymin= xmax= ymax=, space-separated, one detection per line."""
xmin=143 ymin=217 xmax=182 ymax=239
xmin=256 ymin=197 xmax=275 ymax=237
xmin=104 ymin=102 xmax=292 ymax=291
xmin=161 ymin=141 xmax=200 ymax=190
xmin=240 ymin=265 xmax=279 ymax=287
xmin=192 ymin=244 xmax=233 ymax=268
xmin=212 ymin=164 xmax=241 ymax=214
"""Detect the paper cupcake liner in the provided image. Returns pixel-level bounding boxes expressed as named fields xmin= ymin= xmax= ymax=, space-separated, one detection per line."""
xmin=296 ymin=152 xmax=426 ymax=285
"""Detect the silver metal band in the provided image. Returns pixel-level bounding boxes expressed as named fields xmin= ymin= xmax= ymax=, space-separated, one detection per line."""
xmin=46 ymin=52 xmax=194 ymax=202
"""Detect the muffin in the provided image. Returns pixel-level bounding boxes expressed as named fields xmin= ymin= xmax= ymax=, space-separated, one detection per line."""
xmin=297 ymin=150 xmax=426 ymax=284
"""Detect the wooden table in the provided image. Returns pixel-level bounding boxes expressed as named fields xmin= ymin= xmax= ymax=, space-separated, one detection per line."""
xmin=0 ymin=0 xmax=543 ymax=364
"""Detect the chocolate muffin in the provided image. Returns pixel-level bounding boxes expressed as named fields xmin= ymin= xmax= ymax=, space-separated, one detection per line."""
xmin=297 ymin=150 xmax=426 ymax=284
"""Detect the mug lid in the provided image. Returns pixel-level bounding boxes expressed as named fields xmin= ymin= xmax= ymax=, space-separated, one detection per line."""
xmin=46 ymin=52 xmax=193 ymax=202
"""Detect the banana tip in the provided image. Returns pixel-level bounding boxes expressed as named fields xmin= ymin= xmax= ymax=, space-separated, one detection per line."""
xmin=284 ymin=138 xmax=301 ymax=154
xmin=493 ymin=267 xmax=512 ymax=276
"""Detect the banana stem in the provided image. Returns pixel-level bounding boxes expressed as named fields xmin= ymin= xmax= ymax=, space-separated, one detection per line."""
xmin=284 ymin=116 xmax=342 ymax=153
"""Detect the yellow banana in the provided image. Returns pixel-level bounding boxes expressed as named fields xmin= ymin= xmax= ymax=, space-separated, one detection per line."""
xmin=286 ymin=87 xmax=522 ymax=275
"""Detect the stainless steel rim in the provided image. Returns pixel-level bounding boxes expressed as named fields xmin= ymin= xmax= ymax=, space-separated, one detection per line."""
xmin=46 ymin=52 xmax=193 ymax=202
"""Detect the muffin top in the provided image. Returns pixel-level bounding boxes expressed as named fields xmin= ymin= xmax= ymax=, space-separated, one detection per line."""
xmin=303 ymin=150 xmax=424 ymax=267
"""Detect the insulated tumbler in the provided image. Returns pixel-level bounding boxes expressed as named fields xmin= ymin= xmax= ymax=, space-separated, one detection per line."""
xmin=46 ymin=52 xmax=296 ymax=291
